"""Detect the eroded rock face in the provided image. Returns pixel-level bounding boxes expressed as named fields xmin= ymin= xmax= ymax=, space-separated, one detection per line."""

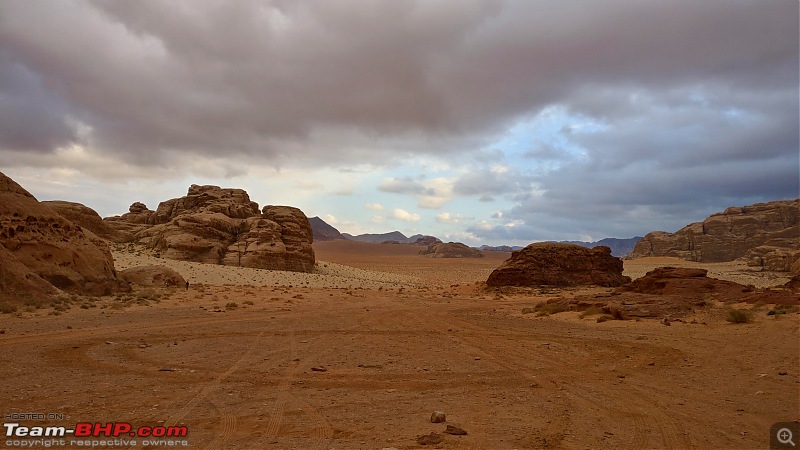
xmin=629 ymin=199 xmax=800 ymax=266
xmin=43 ymin=200 xmax=133 ymax=243
xmin=486 ymin=242 xmax=630 ymax=287
xmin=0 ymin=172 xmax=127 ymax=301
xmin=419 ymin=242 xmax=483 ymax=258
xmin=107 ymin=185 xmax=315 ymax=272
xmin=119 ymin=265 xmax=186 ymax=287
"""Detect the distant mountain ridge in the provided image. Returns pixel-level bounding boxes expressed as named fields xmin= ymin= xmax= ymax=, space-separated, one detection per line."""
xmin=342 ymin=231 xmax=437 ymax=244
xmin=308 ymin=216 xmax=346 ymax=241
xmin=559 ymin=237 xmax=643 ymax=257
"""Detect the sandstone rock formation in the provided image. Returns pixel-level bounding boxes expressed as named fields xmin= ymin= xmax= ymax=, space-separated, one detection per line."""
xmin=0 ymin=172 xmax=127 ymax=302
xmin=530 ymin=266 xmax=798 ymax=319
xmin=106 ymin=185 xmax=315 ymax=272
xmin=43 ymin=200 xmax=132 ymax=243
xmin=119 ymin=265 xmax=186 ymax=287
xmin=420 ymin=242 xmax=483 ymax=258
xmin=487 ymin=243 xmax=630 ymax=287
xmin=629 ymin=199 xmax=799 ymax=269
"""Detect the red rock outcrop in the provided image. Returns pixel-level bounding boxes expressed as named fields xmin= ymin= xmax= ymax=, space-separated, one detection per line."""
xmin=419 ymin=242 xmax=483 ymax=258
xmin=531 ymin=266 xmax=798 ymax=319
xmin=487 ymin=242 xmax=630 ymax=287
xmin=108 ymin=185 xmax=315 ymax=272
xmin=119 ymin=265 xmax=186 ymax=287
xmin=0 ymin=172 xmax=128 ymax=302
xmin=629 ymin=199 xmax=800 ymax=268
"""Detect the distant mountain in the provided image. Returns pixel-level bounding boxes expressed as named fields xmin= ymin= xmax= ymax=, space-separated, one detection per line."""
xmin=308 ymin=216 xmax=345 ymax=241
xmin=478 ymin=245 xmax=522 ymax=252
xmin=342 ymin=231 xmax=440 ymax=244
xmin=559 ymin=237 xmax=643 ymax=257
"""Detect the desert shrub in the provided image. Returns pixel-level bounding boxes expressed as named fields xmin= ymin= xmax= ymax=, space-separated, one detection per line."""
xmin=243 ymin=300 xmax=254 ymax=305
xmin=579 ymin=305 xmax=604 ymax=318
xmin=535 ymin=303 xmax=567 ymax=317
xmin=521 ymin=307 xmax=536 ymax=314
xmin=726 ymin=309 xmax=752 ymax=324
xmin=596 ymin=314 xmax=612 ymax=323
xmin=225 ymin=302 xmax=238 ymax=310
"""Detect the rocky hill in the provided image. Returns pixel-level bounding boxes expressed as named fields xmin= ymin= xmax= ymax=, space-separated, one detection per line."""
xmin=419 ymin=242 xmax=483 ymax=258
xmin=343 ymin=231 xmax=440 ymax=244
xmin=560 ymin=237 xmax=643 ymax=257
xmin=0 ymin=172 xmax=128 ymax=304
xmin=308 ymin=216 xmax=346 ymax=241
xmin=487 ymin=242 xmax=629 ymax=287
xmin=105 ymin=184 xmax=315 ymax=272
xmin=628 ymin=199 xmax=799 ymax=271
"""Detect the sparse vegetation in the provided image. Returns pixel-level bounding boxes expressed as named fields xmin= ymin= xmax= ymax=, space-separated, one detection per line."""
xmin=0 ymin=303 xmax=18 ymax=314
xmin=243 ymin=300 xmax=254 ymax=305
xmin=225 ymin=302 xmax=238 ymax=310
xmin=726 ymin=309 xmax=752 ymax=324
xmin=534 ymin=303 xmax=567 ymax=317
xmin=579 ymin=305 xmax=604 ymax=318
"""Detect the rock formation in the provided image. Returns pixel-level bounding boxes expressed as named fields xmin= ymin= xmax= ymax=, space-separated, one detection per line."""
xmin=106 ymin=184 xmax=315 ymax=272
xmin=411 ymin=236 xmax=442 ymax=246
xmin=119 ymin=265 xmax=186 ymax=287
xmin=487 ymin=242 xmax=630 ymax=287
xmin=629 ymin=199 xmax=800 ymax=269
xmin=419 ymin=242 xmax=483 ymax=258
xmin=0 ymin=172 xmax=127 ymax=302
xmin=530 ymin=266 xmax=799 ymax=319
xmin=43 ymin=200 xmax=132 ymax=243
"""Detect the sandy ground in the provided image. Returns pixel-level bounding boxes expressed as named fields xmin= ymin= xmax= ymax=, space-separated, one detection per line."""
xmin=1 ymin=241 xmax=797 ymax=449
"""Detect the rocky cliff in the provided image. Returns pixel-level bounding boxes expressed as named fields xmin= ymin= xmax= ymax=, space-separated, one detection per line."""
xmin=0 ymin=172 xmax=127 ymax=303
xmin=105 ymin=185 xmax=315 ymax=272
xmin=628 ymin=199 xmax=799 ymax=270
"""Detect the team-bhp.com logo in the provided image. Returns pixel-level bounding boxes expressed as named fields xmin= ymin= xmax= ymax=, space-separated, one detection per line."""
xmin=5 ymin=422 xmax=187 ymax=438
xmin=4 ymin=422 xmax=189 ymax=447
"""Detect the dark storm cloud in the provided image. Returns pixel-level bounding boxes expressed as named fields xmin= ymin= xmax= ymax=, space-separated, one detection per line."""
xmin=0 ymin=0 xmax=796 ymax=240
xmin=1 ymin=0 xmax=795 ymax=164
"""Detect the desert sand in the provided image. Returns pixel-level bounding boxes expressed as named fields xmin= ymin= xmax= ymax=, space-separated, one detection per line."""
xmin=0 ymin=240 xmax=797 ymax=449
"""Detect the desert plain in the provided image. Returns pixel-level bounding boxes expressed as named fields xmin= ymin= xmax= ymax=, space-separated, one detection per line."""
xmin=0 ymin=240 xmax=797 ymax=450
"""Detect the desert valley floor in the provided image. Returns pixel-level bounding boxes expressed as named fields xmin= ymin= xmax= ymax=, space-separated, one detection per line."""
xmin=1 ymin=240 xmax=798 ymax=449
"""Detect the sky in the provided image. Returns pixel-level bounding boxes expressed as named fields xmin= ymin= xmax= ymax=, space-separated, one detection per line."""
xmin=1 ymin=0 xmax=798 ymax=246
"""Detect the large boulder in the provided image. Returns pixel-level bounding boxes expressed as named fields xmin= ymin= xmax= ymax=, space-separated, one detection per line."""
xmin=629 ymin=199 xmax=800 ymax=266
xmin=119 ymin=265 xmax=186 ymax=287
xmin=419 ymin=242 xmax=483 ymax=258
xmin=108 ymin=185 xmax=315 ymax=272
xmin=487 ymin=242 xmax=630 ymax=287
xmin=0 ymin=172 xmax=128 ymax=302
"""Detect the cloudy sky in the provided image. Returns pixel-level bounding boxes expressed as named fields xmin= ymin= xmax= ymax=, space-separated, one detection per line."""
xmin=1 ymin=0 xmax=797 ymax=245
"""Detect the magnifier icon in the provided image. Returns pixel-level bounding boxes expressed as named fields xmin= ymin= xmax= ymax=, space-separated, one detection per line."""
xmin=778 ymin=428 xmax=796 ymax=447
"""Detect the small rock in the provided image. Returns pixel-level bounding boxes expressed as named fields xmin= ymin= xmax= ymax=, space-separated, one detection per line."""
xmin=444 ymin=425 xmax=467 ymax=435
xmin=778 ymin=371 xmax=788 ymax=376
xmin=662 ymin=318 xmax=671 ymax=326
xmin=138 ymin=344 xmax=148 ymax=349
xmin=474 ymin=357 xmax=481 ymax=361
xmin=755 ymin=390 xmax=764 ymax=395
xmin=416 ymin=432 xmax=443 ymax=446
xmin=158 ymin=368 xmax=177 ymax=372
xmin=311 ymin=366 xmax=327 ymax=372
xmin=105 ymin=341 xmax=114 ymax=345
xmin=647 ymin=361 xmax=655 ymax=366
xmin=66 ymin=326 xmax=72 ymax=330
xmin=431 ymin=411 xmax=446 ymax=423
xmin=635 ymin=335 xmax=646 ymax=340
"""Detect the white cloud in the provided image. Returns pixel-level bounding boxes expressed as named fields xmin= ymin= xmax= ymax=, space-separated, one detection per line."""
xmin=364 ymin=202 xmax=384 ymax=210
xmin=392 ymin=208 xmax=421 ymax=222
xmin=323 ymin=214 xmax=338 ymax=224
